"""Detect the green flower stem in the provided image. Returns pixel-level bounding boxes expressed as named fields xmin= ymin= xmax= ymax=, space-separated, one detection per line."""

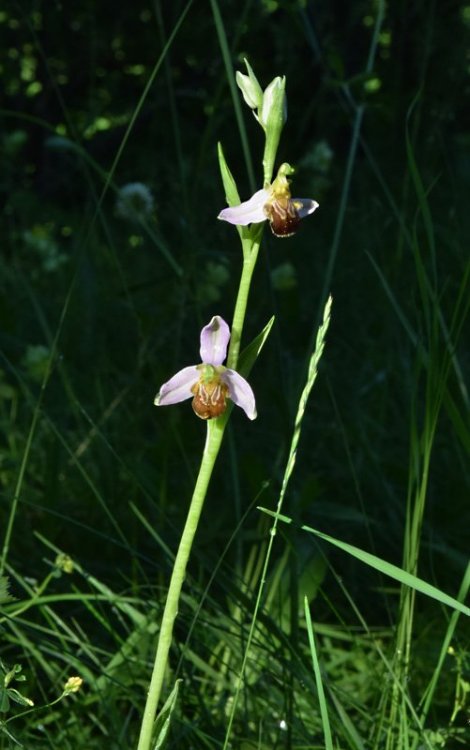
xmin=262 ymin=140 xmax=277 ymax=187
xmin=138 ymin=155 xmax=268 ymax=750
xmin=137 ymin=230 xmax=264 ymax=750
xmin=226 ymin=233 xmax=263 ymax=370
xmin=137 ymin=419 xmax=225 ymax=750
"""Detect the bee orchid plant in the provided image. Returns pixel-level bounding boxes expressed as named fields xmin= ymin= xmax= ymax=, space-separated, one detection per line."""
xmin=137 ymin=60 xmax=320 ymax=750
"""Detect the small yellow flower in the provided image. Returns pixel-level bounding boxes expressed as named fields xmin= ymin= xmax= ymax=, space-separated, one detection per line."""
xmin=55 ymin=553 xmax=74 ymax=574
xmin=63 ymin=676 xmax=83 ymax=695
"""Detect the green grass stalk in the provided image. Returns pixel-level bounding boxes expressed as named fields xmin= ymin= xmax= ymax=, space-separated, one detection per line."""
xmin=223 ymin=296 xmax=332 ymax=749
xmin=304 ymin=596 xmax=333 ymax=750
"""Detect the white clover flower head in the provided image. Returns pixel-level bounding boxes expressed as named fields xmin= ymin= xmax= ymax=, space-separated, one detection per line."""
xmin=23 ymin=226 xmax=67 ymax=273
xmin=302 ymin=140 xmax=334 ymax=174
xmin=218 ymin=163 xmax=319 ymax=238
xmin=155 ymin=316 xmax=256 ymax=420
xmin=21 ymin=344 xmax=51 ymax=382
xmin=115 ymin=182 xmax=154 ymax=221
xmin=197 ymin=261 xmax=231 ymax=304
xmin=271 ymin=261 xmax=297 ymax=290
xmin=206 ymin=261 xmax=230 ymax=287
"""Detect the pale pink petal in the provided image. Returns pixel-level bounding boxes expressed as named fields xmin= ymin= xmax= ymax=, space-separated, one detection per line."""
xmin=200 ymin=316 xmax=230 ymax=366
xmin=217 ymin=188 xmax=270 ymax=226
xmin=154 ymin=365 xmax=199 ymax=406
xmin=222 ymin=369 xmax=257 ymax=420
xmin=293 ymin=198 xmax=319 ymax=219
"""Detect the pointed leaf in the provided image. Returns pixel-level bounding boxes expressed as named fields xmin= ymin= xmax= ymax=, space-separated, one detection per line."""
xmin=238 ymin=316 xmax=275 ymax=377
xmin=217 ymin=142 xmax=240 ymax=207
xmin=304 ymin=598 xmax=334 ymax=750
xmin=258 ymin=510 xmax=470 ymax=617
xmin=0 ymin=577 xmax=15 ymax=605
xmin=153 ymin=679 xmax=182 ymax=750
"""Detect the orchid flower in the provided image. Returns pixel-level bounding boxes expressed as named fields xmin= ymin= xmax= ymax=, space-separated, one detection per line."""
xmin=154 ymin=316 xmax=256 ymax=420
xmin=218 ymin=163 xmax=318 ymax=238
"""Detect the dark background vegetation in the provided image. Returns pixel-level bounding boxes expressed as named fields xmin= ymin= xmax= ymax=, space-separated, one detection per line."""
xmin=1 ymin=0 xmax=469 ymax=746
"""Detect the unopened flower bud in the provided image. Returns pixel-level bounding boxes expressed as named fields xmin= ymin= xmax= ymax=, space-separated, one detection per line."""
xmin=260 ymin=77 xmax=287 ymax=184
xmin=236 ymin=68 xmax=263 ymax=110
xmin=259 ymin=76 xmax=287 ymax=131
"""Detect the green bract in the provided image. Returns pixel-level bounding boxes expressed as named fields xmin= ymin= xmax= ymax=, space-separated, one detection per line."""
xmin=236 ymin=59 xmax=263 ymax=110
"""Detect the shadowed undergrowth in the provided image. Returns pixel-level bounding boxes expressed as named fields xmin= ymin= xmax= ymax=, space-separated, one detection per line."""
xmin=0 ymin=1 xmax=469 ymax=748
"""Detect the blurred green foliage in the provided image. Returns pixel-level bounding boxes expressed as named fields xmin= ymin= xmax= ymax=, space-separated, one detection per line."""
xmin=0 ymin=0 xmax=469 ymax=746
xmin=1 ymin=0 xmax=468 ymax=604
